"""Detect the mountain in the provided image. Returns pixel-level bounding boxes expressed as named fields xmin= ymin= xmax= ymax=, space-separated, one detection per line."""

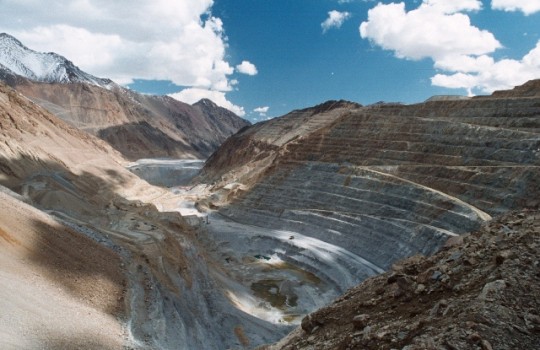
xmin=0 ymin=81 xmax=282 ymax=349
xmin=0 ymin=81 xmax=134 ymax=348
xmin=194 ymin=81 xmax=540 ymax=348
xmin=193 ymin=98 xmax=249 ymax=132
xmin=0 ymin=33 xmax=113 ymax=87
xmin=0 ymin=33 xmax=250 ymax=160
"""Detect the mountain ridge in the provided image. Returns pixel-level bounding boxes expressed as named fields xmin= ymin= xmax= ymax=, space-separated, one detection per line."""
xmin=0 ymin=33 xmax=114 ymax=88
xmin=0 ymin=33 xmax=250 ymax=160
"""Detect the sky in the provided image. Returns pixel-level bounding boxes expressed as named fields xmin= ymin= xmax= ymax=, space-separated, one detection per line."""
xmin=0 ymin=0 xmax=539 ymax=122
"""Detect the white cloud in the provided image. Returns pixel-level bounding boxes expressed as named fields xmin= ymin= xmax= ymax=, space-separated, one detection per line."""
xmin=236 ymin=61 xmax=258 ymax=76
xmin=492 ymin=0 xmax=540 ymax=15
xmin=14 ymin=25 xmax=133 ymax=82
xmin=0 ymin=0 xmax=256 ymax=112
xmin=432 ymin=41 xmax=540 ymax=94
xmin=359 ymin=1 xmax=540 ymax=94
xmin=254 ymin=106 xmax=269 ymax=116
xmin=0 ymin=1 xmax=230 ymax=89
xmin=254 ymin=106 xmax=269 ymax=113
xmin=322 ymin=11 xmax=352 ymax=33
xmin=360 ymin=1 xmax=498 ymax=61
xmin=170 ymin=88 xmax=245 ymax=116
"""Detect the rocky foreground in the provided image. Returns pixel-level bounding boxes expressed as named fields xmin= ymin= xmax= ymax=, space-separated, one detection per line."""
xmin=268 ymin=209 xmax=540 ymax=350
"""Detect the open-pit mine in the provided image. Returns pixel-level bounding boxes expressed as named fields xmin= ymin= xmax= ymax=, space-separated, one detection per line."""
xmin=1 ymin=73 xmax=540 ymax=349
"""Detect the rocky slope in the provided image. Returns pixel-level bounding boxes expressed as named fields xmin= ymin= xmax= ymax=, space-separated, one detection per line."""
xmin=0 ymin=185 xmax=127 ymax=350
xmin=197 ymin=80 xmax=540 ymax=331
xmin=268 ymin=209 xmax=540 ymax=350
xmin=0 ymin=81 xmax=134 ymax=348
xmin=0 ymin=82 xmax=283 ymax=349
xmin=0 ymin=33 xmax=250 ymax=160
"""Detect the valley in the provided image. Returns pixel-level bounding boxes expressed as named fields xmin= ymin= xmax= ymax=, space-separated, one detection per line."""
xmin=131 ymin=159 xmax=366 ymax=335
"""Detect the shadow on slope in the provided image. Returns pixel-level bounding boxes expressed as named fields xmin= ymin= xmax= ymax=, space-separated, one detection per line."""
xmin=28 ymin=216 xmax=126 ymax=316
xmin=35 ymin=334 xmax=123 ymax=350
xmin=98 ymin=121 xmax=210 ymax=161
xmin=0 ymin=156 xmax=129 ymax=317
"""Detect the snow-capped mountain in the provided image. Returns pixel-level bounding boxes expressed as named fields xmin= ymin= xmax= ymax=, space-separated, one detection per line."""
xmin=0 ymin=33 xmax=114 ymax=88
xmin=0 ymin=32 xmax=250 ymax=161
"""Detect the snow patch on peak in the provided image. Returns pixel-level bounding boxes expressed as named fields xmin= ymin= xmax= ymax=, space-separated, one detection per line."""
xmin=0 ymin=33 xmax=114 ymax=88
xmin=194 ymin=98 xmax=218 ymax=109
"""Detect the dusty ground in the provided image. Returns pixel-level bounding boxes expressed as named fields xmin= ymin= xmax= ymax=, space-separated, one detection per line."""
xmin=0 ymin=187 xmax=127 ymax=350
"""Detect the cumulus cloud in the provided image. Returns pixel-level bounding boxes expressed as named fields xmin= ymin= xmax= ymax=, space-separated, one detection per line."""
xmin=236 ymin=61 xmax=258 ymax=76
xmin=322 ymin=11 xmax=352 ymax=33
xmin=360 ymin=1 xmax=498 ymax=61
xmin=492 ymin=0 xmax=540 ymax=15
xmin=0 ymin=0 xmax=253 ymax=100
xmin=432 ymin=41 xmax=540 ymax=94
xmin=14 ymin=25 xmax=133 ymax=82
xmin=360 ymin=0 xmax=540 ymax=94
xmin=169 ymin=88 xmax=245 ymax=116
xmin=254 ymin=106 xmax=270 ymax=116
xmin=254 ymin=106 xmax=269 ymax=113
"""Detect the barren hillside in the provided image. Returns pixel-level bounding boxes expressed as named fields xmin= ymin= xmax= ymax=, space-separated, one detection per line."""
xmin=0 ymin=186 xmax=126 ymax=349
xmin=0 ymin=82 xmax=133 ymax=348
xmin=195 ymin=81 xmax=540 ymax=347
xmin=5 ymin=77 xmax=249 ymax=160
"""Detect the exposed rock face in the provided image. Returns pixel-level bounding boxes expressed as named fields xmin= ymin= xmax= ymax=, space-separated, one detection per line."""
xmin=199 ymin=80 xmax=540 ymax=303
xmin=193 ymin=98 xmax=250 ymax=132
xmin=267 ymin=209 xmax=540 ymax=350
xmin=0 ymin=33 xmax=250 ymax=160
xmin=200 ymin=100 xmax=362 ymax=185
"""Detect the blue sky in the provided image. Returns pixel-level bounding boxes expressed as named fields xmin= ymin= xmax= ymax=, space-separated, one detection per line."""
xmin=1 ymin=0 xmax=540 ymax=122
xmin=136 ymin=0 xmax=540 ymax=121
